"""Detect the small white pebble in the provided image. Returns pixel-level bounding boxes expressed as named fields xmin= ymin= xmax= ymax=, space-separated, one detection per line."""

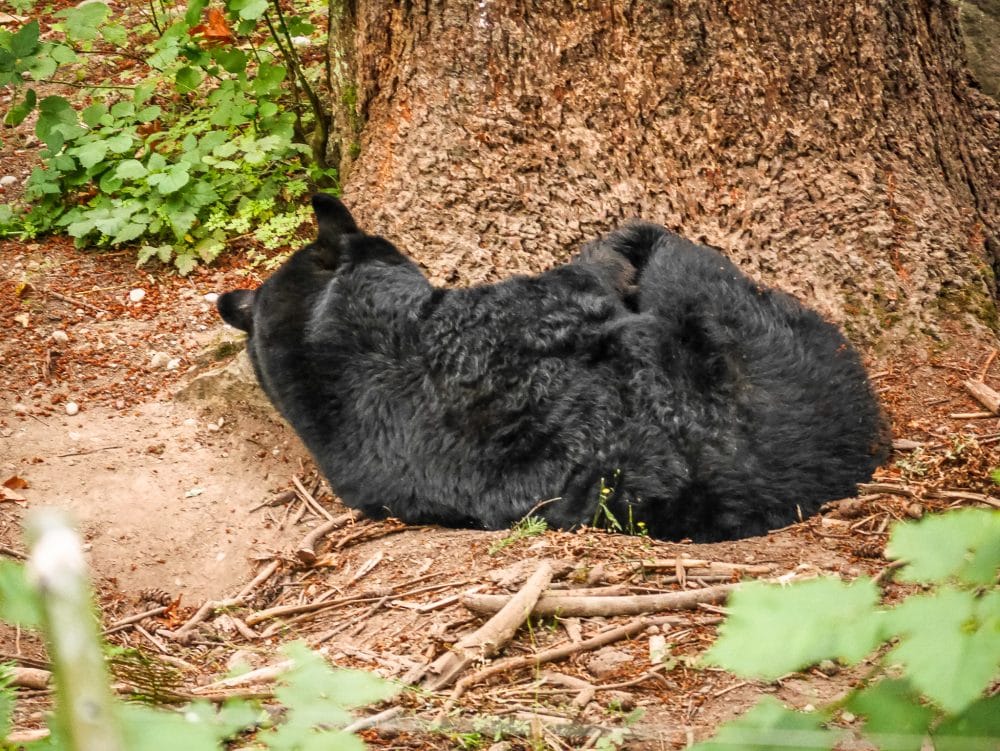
xmin=65 ymin=402 xmax=79 ymax=416
xmin=203 ymin=292 xmax=219 ymax=303
xmin=13 ymin=403 xmax=28 ymax=415
xmin=166 ymin=358 xmax=181 ymax=371
xmin=148 ymin=352 xmax=170 ymax=370
xmin=207 ymin=422 xmax=220 ymax=432
xmin=129 ymin=288 xmax=146 ymax=303
xmin=51 ymin=330 xmax=69 ymax=343
xmin=115 ymin=399 xmax=125 ymax=409
xmin=0 ymin=175 xmax=17 ymax=187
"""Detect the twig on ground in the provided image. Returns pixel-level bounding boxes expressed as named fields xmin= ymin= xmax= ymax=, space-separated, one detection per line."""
xmin=296 ymin=511 xmax=357 ymax=564
xmin=46 ymin=289 xmax=107 ymax=315
xmin=165 ymin=560 xmax=279 ymax=643
xmin=291 ymin=475 xmax=334 ymax=521
xmin=440 ymin=614 xmax=708 ymax=713
xmin=978 ymin=349 xmax=999 ymax=382
xmin=341 ymin=706 xmax=403 ymax=735
xmin=422 ymin=561 xmax=554 ymax=691
xmin=335 ymin=522 xmax=410 ymax=549
xmin=637 ymin=559 xmax=773 ymax=575
xmin=103 ymin=606 xmax=168 ymax=635
xmin=461 ymin=583 xmax=737 ymax=618
xmin=193 ymin=660 xmax=294 ymax=693
xmin=0 ymin=545 xmax=27 ymax=560
xmin=55 ymin=445 xmax=122 ymax=458
xmin=249 ymin=489 xmax=297 ymax=514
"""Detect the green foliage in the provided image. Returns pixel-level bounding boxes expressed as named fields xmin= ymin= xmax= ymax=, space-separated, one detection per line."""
xmin=695 ymin=509 xmax=1000 ymax=751
xmin=488 ymin=515 xmax=549 ymax=555
xmin=0 ymin=553 xmax=396 ymax=750
xmin=0 ymin=0 xmax=336 ymax=272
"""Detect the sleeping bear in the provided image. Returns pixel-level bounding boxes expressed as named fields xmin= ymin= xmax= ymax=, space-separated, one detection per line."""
xmin=217 ymin=194 xmax=888 ymax=542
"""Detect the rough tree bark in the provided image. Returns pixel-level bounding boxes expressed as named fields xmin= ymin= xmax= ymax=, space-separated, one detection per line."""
xmin=326 ymin=0 xmax=999 ymax=348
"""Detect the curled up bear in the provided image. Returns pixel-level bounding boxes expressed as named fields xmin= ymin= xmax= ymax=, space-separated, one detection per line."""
xmin=217 ymin=194 xmax=889 ymax=542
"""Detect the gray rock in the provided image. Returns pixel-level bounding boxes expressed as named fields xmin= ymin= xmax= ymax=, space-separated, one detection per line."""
xmin=586 ymin=647 xmax=632 ymax=679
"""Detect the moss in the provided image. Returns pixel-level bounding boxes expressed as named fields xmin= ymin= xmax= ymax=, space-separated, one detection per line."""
xmin=935 ymin=282 xmax=1000 ymax=331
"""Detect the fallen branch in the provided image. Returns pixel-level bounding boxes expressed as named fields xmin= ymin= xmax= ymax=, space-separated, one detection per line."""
xmin=441 ymin=614 xmax=707 ymax=710
xmin=11 ymin=667 xmax=51 ymax=690
xmin=963 ymin=379 xmax=1000 ymax=415
xmin=422 ymin=561 xmax=553 ymax=691
xmin=192 ymin=660 xmax=293 ymax=693
xmin=461 ymin=583 xmax=736 ymax=618
xmin=296 ymin=511 xmax=357 ymax=564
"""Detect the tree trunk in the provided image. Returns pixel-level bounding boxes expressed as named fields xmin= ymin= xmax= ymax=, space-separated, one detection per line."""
xmin=326 ymin=0 xmax=999 ymax=347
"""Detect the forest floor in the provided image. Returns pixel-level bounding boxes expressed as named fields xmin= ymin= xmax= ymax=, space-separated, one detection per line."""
xmin=2 ymin=221 xmax=999 ymax=750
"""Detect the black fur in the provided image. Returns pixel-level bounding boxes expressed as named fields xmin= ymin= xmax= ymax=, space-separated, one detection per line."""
xmin=218 ymin=195 xmax=889 ymax=542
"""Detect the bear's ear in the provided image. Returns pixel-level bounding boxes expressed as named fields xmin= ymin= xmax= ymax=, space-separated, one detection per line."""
xmin=313 ymin=193 xmax=359 ymax=247
xmin=217 ymin=289 xmax=256 ymax=332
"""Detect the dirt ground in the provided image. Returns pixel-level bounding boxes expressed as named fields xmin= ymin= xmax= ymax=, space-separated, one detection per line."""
xmin=1 ymin=220 xmax=999 ymax=749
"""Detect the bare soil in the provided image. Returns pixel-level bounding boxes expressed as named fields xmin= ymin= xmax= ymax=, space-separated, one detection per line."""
xmin=2 ymin=230 xmax=999 ymax=749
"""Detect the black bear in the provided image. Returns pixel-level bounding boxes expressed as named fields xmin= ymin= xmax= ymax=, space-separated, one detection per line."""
xmin=218 ymin=194 xmax=888 ymax=542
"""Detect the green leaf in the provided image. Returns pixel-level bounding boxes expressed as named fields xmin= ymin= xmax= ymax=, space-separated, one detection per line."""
xmin=59 ymin=2 xmax=110 ymax=42
xmin=9 ymin=20 xmax=40 ymax=58
xmin=933 ymin=695 xmax=1000 ymax=751
xmin=105 ymin=133 xmax=134 ymax=154
xmin=148 ymin=163 xmax=190 ymax=195
xmin=136 ymin=105 xmax=161 ymax=123
xmin=690 ymin=697 xmax=838 ymax=751
xmin=114 ymin=160 xmax=147 ymax=180
xmin=81 ymin=103 xmax=108 ymax=128
xmin=4 ymin=88 xmax=36 ymax=126
xmin=884 ymin=588 xmax=1000 ymax=714
xmin=704 ymin=578 xmax=881 ymax=680
xmin=184 ymin=0 xmax=208 ymax=26
xmin=174 ymin=253 xmax=198 ymax=276
xmin=73 ymin=139 xmax=109 ymax=169
xmin=887 ymin=509 xmax=1000 ymax=586
xmin=50 ymin=43 xmax=78 ymax=65
xmin=112 ymin=220 xmax=148 ymax=244
xmin=24 ymin=50 xmax=57 ymax=80
xmin=252 ymin=62 xmax=286 ymax=95
xmin=36 ymin=95 xmax=82 ymax=150
xmin=133 ymin=81 xmax=157 ymax=105
xmin=848 ymin=680 xmax=934 ymax=751
xmin=99 ymin=23 xmax=128 ymax=46
xmin=110 ymin=101 xmax=135 ymax=119
xmin=175 ymin=66 xmax=203 ymax=93
xmin=213 ymin=48 xmax=246 ymax=74
xmin=0 ymin=560 xmax=43 ymax=627
xmin=119 ymin=700 xmax=247 ymax=751
xmin=230 ymin=0 xmax=268 ymax=20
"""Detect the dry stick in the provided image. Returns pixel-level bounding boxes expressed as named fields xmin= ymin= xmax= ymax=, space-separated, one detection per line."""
xmin=978 ymin=348 xmax=999 ymax=381
xmin=291 ymin=475 xmax=334 ymax=521
xmin=46 ymin=288 xmax=107 ymax=315
xmin=440 ymin=614 xmax=690 ymax=713
xmin=964 ymin=379 xmax=1000 ymax=414
xmin=0 ymin=545 xmax=27 ymax=561
xmin=296 ymin=511 xmax=358 ymax=564
xmin=103 ymin=606 xmax=168 ymax=635
xmin=859 ymin=482 xmax=1000 ymax=510
xmin=422 ymin=561 xmax=554 ymax=692
xmin=166 ymin=560 xmax=280 ymax=643
xmin=461 ymin=583 xmax=737 ymax=618
xmin=638 ymin=559 xmax=772 ymax=574
xmin=341 ymin=706 xmax=404 ymax=735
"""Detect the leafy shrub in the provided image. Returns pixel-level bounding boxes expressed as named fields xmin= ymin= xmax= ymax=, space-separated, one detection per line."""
xmin=693 ymin=508 xmax=1000 ymax=751
xmin=0 ymin=0 xmax=336 ymax=273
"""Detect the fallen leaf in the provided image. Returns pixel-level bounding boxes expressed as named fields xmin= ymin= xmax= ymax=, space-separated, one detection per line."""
xmin=14 ymin=312 xmax=29 ymax=328
xmin=190 ymin=8 xmax=234 ymax=46
xmin=0 ymin=487 xmax=26 ymax=503
xmin=3 ymin=476 xmax=28 ymax=490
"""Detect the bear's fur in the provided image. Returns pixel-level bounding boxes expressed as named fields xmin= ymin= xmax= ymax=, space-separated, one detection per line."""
xmin=217 ymin=194 xmax=888 ymax=542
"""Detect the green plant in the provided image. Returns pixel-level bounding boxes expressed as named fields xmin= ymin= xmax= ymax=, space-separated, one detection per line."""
xmin=693 ymin=508 xmax=1000 ymax=751
xmin=488 ymin=515 xmax=549 ymax=555
xmin=0 ymin=511 xmax=396 ymax=749
xmin=0 ymin=0 xmax=337 ymax=272
xmin=592 ymin=471 xmax=623 ymax=532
